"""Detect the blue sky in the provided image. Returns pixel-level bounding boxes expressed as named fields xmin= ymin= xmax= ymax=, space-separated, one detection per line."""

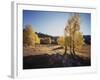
xmin=23 ymin=10 xmax=91 ymax=36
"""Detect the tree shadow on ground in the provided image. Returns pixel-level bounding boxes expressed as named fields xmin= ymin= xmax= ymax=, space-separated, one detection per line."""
xmin=23 ymin=53 xmax=90 ymax=69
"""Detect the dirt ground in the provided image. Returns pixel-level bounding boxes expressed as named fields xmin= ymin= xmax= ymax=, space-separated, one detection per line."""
xmin=23 ymin=44 xmax=90 ymax=58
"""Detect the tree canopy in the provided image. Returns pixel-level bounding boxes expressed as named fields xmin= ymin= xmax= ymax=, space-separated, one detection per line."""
xmin=58 ymin=13 xmax=84 ymax=55
xmin=23 ymin=25 xmax=40 ymax=47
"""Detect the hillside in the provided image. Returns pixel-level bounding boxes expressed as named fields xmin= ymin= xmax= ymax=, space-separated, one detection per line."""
xmin=35 ymin=32 xmax=91 ymax=44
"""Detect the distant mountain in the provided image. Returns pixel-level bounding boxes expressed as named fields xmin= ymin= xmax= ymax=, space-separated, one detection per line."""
xmin=35 ymin=32 xmax=91 ymax=45
xmin=35 ymin=32 xmax=53 ymax=38
xmin=35 ymin=32 xmax=59 ymax=44
xmin=35 ymin=32 xmax=59 ymax=39
xmin=83 ymin=35 xmax=91 ymax=45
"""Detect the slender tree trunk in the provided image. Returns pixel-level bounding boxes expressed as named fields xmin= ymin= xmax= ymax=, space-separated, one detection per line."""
xmin=72 ymin=32 xmax=75 ymax=55
xmin=69 ymin=27 xmax=72 ymax=55
xmin=64 ymin=37 xmax=67 ymax=55
xmin=64 ymin=46 xmax=67 ymax=55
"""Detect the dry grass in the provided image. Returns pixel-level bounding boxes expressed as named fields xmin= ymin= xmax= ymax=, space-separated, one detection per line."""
xmin=75 ymin=44 xmax=91 ymax=58
xmin=23 ymin=44 xmax=91 ymax=59
xmin=23 ymin=45 xmax=51 ymax=56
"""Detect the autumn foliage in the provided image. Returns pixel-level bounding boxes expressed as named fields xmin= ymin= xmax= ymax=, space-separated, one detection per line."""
xmin=23 ymin=25 xmax=40 ymax=47
xmin=57 ymin=13 xmax=84 ymax=55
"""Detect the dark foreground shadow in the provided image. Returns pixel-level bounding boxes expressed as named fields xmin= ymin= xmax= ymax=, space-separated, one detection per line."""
xmin=23 ymin=53 xmax=90 ymax=69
